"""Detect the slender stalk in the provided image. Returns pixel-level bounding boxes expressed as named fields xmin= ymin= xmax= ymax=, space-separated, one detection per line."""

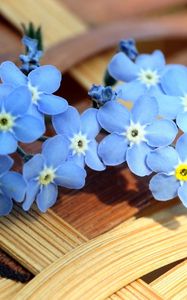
xmin=17 ymin=146 xmax=27 ymax=158
xmin=38 ymin=135 xmax=48 ymax=142
xmin=17 ymin=146 xmax=33 ymax=162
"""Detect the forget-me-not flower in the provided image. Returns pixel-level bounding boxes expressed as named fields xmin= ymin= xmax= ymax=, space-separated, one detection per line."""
xmin=0 ymin=86 xmax=45 ymax=155
xmin=0 ymin=61 xmax=68 ymax=120
xmin=20 ymin=36 xmax=43 ymax=73
xmin=160 ymin=65 xmax=187 ymax=130
xmin=0 ymin=155 xmax=26 ymax=216
xmin=88 ymin=84 xmax=118 ymax=107
xmin=52 ymin=106 xmax=105 ymax=171
xmin=23 ymin=135 xmax=86 ymax=212
xmin=119 ymin=39 xmax=138 ymax=61
xmin=147 ymin=133 xmax=187 ymax=206
xmin=98 ymin=96 xmax=177 ymax=176
xmin=108 ymin=50 xmax=165 ymax=101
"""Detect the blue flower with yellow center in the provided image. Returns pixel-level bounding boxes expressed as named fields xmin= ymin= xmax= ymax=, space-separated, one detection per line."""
xmin=52 ymin=106 xmax=105 ymax=171
xmin=0 ymin=61 xmax=68 ymax=121
xmin=98 ymin=96 xmax=178 ymax=176
xmin=107 ymin=50 xmax=180 ymax=119
xmin=160 ymin=65 xmax=187 ymax=130
xmin=0 ymin=155 xmax=26 ymax=216
xmin=0 ymin=86 xmax=45 ymax=155
xmin=108 ymin=50 xmax=165 ymax=100
xmin=22 ymin=135 xmax=86 ymax=212
xmin=147 ymin=133 xmax=187 ymax=207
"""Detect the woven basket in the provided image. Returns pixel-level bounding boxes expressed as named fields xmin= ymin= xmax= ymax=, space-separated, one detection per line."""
xmin=0 ymin=1 xmax=187 ymax=299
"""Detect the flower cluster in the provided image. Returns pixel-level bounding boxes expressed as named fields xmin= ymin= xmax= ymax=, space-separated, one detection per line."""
xmin=0 ymin=36 xmax=187 ymax=216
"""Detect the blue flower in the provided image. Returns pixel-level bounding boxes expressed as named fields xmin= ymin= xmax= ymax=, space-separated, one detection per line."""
xmin=0 ymin=61 xmax=68 ymax=120
xmin=52 ymin=106 xmax=105 ymax=171
xmin=108 ymin=50 xmax=167 ymax=102
xmin=119 ymin=39 xmax=138 ymax=61
xmin=160 ymin=65 xmax=187 ymax=130
xmin=88 ymin=84 xmax=118 ymax=107
xmin=0 ymin=86 xmax=45 ymax=155
xmin=22 ymin=135 xmax=86 ymax=212
xmin=147 ymin=133 xmax=187 ymax=207
xmin=20 ymin=36 xmax=43 ymax=73
xmin=0 ymin=155 xmax=26 ymax=216
xmin=98 ymin=96 xmax=177 ymax=176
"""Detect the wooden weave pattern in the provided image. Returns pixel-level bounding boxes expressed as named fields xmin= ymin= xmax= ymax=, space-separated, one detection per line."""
xmin=0 ymin=1 xmax=187 ymax=299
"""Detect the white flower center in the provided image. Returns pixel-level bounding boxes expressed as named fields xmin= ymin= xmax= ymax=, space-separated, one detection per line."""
xmin=28 ymin=82 xmax=42 ymax=104
xmin=137 ymin=69 xmax=160 ymax=88
xmin=0 ymin=113 xmax=15 ymax=132
xmin=125 ymin=122 xmax=147 ymax=145
xmin=38 ymin=167 xmax=56 ymax=186
xmin=69 ymin=132 xmax=90 ymax=156
xmin=180 ymin=94 xmax=187 ymax=112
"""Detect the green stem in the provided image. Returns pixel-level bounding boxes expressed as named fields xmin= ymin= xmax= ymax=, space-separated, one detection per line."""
xmin=17 ymin=146 xmax=33 ymax=162
xmin=103 ymin=70 xmax=117 ymax=87
xmin=17 ymin=146 xmax=27 ymax=158
xmin=38 ymin=135 xmax=48 ymax=142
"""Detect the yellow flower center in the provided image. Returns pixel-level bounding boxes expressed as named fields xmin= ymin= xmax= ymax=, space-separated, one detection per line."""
xmin=175 ymin=164 xmax=187 ymax=181
xmin=28 ymin=82 xmax=42 ymax=104
xmin=181 ymin=94 xmax=187 ymax=112
xmin=125 ymin=122 xmax=147 ymax=145
xmin=69 ymin=132 xmax=89 ymax=156
xmin=39 ymin=168 xmax=56 ymax=185
xmin=137 ymin=69 xmax=160 ymax=88
xmin=0 ymin=113 xmax=15 ymax=132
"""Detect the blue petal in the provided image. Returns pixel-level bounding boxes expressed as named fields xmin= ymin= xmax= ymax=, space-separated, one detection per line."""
xmin=0 ymin=155 xmax=13 ymax=174
xmin=23 ymin=154 xmax=44 ymax=180
xmin=161 ymin=65 xmax=187 ymax=96
xmin=146 ymin=119 xmax=177 ymax=147
xmin=176 ymin=133 xmax=187 ymax=162
xmin=135 ymin=50 xmax=165 ymax=70
xmin=153 ymin=91 xmax=181 ymax=119
xmin=149 ymin=173 xmax=179 ymax=200
xmin=14 ymin=115 xmax=45 ymax=142
xmin=0 ymin=132 xmax=17 ymax=155
xmin=108 ymin=52 xmax=138 ymax=81
xmin=81 ymin=108 xmax=100 ymax=138
xmin=98 ymin=133 xmax=127 ymax=166
xmin=37 ymin=94 xmax=68 ymax=115
xmin=0 ymin=84 xmax=14 ymax=98
xmin=28 ymin=65 xmax=61 ymax=93
xmin=117 ymin=81 xmax=147 ymax=102
xmin=178 ymin=182 xmax=187 ymax=207
xmin=52 ymin=106 xmax=80 ymax=136
xmin=176 ymin=111 xmax=187 ymax=132
xmin=131 ymin=96 xmax=158 ymax=124
xmin=36 ymin=183 xmax=58 ymax=212
xmin=4 ymin=86 xmax=31 ymax=116
xmin=85 ymin=140 xmax=105 ymax=171
xmin=55 ymin=162 xmax=86 ymax=189
xmin=97 ymin=101 xmax=130 ymax=133
xmin=126 ymin=142 xmax=152 ymax=176
xmin=23 ymin=180 xmax=39 ymax=211
xmin=0 ymin=61 xmax=27 ymax=87
xmin=146 ymin=147 xmax=178 ymax=173
xmin=67 ymin=154 xmax=85 ymax=168
xmin=0 ymin=195 xmax=12 ymax=216
xmin=27 ymin=104 xmax=44 ymax=122
xmin=42 ymin=135 xmax=70 ymax=167
xmin=1 ymin=171 xmax=26 ymax=202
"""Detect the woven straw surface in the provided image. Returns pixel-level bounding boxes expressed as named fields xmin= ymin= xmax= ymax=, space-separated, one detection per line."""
xmin=0 ymin=1 xmax=187 ymax=299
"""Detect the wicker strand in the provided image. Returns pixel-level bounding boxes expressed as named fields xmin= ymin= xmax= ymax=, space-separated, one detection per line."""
xmin=14 ymin=204 xmax=187 ymax=300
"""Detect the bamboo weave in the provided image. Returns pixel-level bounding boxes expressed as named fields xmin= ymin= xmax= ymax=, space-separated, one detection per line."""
xmin=0 ymin=1 xmax=187 ymax=299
